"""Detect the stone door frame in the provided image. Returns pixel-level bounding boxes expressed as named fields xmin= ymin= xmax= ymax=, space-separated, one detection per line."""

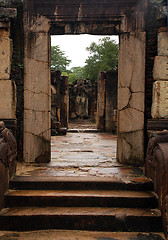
xmin=23 ymin=0 xmax=147 ymax=165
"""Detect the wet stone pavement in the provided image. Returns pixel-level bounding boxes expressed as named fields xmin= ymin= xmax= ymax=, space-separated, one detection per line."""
xmin=16 ymin=132 xmax=146 ymax=182
xmin=0 ymin=230 xmax=165 ymax=240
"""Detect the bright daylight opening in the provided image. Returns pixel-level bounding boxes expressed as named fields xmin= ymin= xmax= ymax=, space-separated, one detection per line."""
xmin=50 ymin=34 xmax=119 ymax=178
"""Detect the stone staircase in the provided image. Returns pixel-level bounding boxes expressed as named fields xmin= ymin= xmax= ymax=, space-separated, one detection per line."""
xmin=0 ymin=175 xmax=164 ymax=235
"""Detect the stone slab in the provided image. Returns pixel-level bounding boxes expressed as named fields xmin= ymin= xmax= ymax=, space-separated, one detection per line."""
xmin=0 ymin=80 xmax=16 ymax=118
xmin=0 ymin=37 xmax=12 ymax=79
xmin=151 ymin=81 xmax=168 ymax=119
xmin=0 ymin=230 xmax=165 ymax=240
xmin=158 ymin=31 xmax=168 ymax=56
xmin=153 ymin=56 xmax=168 ymax=81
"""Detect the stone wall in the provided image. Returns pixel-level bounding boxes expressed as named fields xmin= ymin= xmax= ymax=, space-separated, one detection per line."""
xmin=10 ymin=0 xmax=24 ymax=162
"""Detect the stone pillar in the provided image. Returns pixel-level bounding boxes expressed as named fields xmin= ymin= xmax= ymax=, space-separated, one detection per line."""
xmin=105 ymin=70 xmax=118 ymax=133
xmin=60 ymin=76 xmax=69 ymax=128
xmin=117 ymin=32 xmax=146 ymax=165
xmin=24 ymin=29 xmax=51 ymax=162
xmin=0 ymin=20 xmax=16 ymax=120
xmin=88 ymin=80 xmax=96 ymax=122
xmin=151 ymin=27 xmax=168 ymax=119
xmin=97 ymin=72 xmax=106 ymax=131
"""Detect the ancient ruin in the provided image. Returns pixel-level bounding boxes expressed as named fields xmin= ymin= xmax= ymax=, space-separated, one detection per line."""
xmin=0 ymin=0 xmax=168 ymax=238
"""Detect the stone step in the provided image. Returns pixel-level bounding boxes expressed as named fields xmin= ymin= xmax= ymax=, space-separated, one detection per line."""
xmin=5 ymin=190 xmax=158 ymax=208
xmin=0 ymin=230 xmax=166 ymax=240
xmin=0 ymin=207 xmax=162 ymax=232
xmin=10 ymin=176 xmax=153 ymax=191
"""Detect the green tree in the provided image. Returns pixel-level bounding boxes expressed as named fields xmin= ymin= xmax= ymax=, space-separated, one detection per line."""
xmin=83 ymin=37 xmax=118 ymax=81
xmin=68 ymin=67 xmax=84 ymax=84
xmin=51 ymin=46 xmax=71 ymax=71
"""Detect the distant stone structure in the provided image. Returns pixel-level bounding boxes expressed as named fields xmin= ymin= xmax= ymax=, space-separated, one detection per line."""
xmin=69 ymin=79 xmax=96 ymax=121
xmin=51 ymin=71 xmax=69 ymax=135
xmin=97 ymin=70 xmax=118 ymax=133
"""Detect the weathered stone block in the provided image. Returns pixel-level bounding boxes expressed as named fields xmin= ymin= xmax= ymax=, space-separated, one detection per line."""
xmin=24 ymin=58 xmax=50 ymax=94
xmin=25 ymin=32 xmax=49 ymax=62
xmin=24 ymin=89 xmax=50 ymax=112
xmin=24 ymin=131 xmax=50 ymax=163
xmin=117 ymin=130 xmax=144 ymax=166
xmin=0 ymin=37 xmax=12 ymax=79
xmin=118 ymin=32 xmax=145 ymax=165
xmin=24 ymin=109 xmax=50 ymax=136
xmin=118 ymin=32 xmax=146 ymax=92
xmin=158 ymin=31 xmax=168 ymax=56
xmin=153 ymin=56 xmax=168 ymax=80
xmin=151 ymin=81 xmax=168 ymax=119
xmin=0 ymin=80 xmax=16 ymax=118
xmin=119 ymin=108 xmax=144 ymax=133
xmin=0 ymin=27 xmax=10 ymax=38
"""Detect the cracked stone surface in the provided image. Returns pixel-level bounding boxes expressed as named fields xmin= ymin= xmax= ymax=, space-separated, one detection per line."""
xmin=17 ymin=131 xmax=146 ymax=182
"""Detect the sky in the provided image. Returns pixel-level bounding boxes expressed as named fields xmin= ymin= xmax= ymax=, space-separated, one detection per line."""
xmin=51 ymin=35 xmax=119 ymax=69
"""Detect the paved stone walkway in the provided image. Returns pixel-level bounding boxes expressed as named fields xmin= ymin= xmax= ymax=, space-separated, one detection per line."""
xmin=16 ymin=131 xmax=147 ymax=184
xmin=0 ymin=230 xmax=165 ymax=240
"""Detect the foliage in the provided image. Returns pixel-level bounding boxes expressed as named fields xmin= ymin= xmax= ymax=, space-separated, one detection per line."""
xmin=68 ymin=67 xmax=84 ymax=84
xmin=51 ymin=46 xmax=71 ymax=72
xmin=61 ymin=67 xmax=84 ymax=84
xmin=83 ymin=37 xmax=118 ymax=81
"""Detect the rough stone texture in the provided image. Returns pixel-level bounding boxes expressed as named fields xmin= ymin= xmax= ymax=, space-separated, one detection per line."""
xmin=153 ymin=56 xmax=168 ymax=80
xmin=158 ymin=31 xmax=168 ymax=56
xmin=60 ymin=76 xmax=69 ymax=128
xmin=0 ymin=231 xmax=166 ymax=240
xmin=151 ymin=81 xmax=168 ymax=119
xmin=10 ymin=1 xmax=24 ymax=162
xmin=96 ymin=72 xmax=106 ymax=131
xmin=145 ymin=0 xmax=158 ymax=120
xmin=118 ymin=31 xmax=146 ymax=165
xmin=23 ymin=30 xmax=51 ymax=163
xmin=0 ymin=80 xmax=16 ymax=119
xmin=105 ymin=70 xmax=118 ymax=133
xmin=0 ymin=162 xmax=8 ymax=210
xmin=23 ymin=0 xmax=148 ymax=165
xmin=0 ymin=37 xmax=12 ymax=79
xmin=145 ymin=132 xmax=168 ymax=237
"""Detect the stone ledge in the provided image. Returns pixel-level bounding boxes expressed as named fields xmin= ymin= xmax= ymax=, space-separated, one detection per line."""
xmin=147 ymin=119 xmax=168 ymax=131
xmin=0 ymin=7 xmax=17 ymax=18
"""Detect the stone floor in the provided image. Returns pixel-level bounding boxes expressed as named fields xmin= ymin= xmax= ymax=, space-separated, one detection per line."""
xmin=16 ymin=132 xmax=147 ymax=183
xmin=0 ymin=230 xmax=165 ymax=240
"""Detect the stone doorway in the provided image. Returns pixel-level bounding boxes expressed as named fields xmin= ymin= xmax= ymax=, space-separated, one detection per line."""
xmin=23 ymin=0 xmax=147 ymax=166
